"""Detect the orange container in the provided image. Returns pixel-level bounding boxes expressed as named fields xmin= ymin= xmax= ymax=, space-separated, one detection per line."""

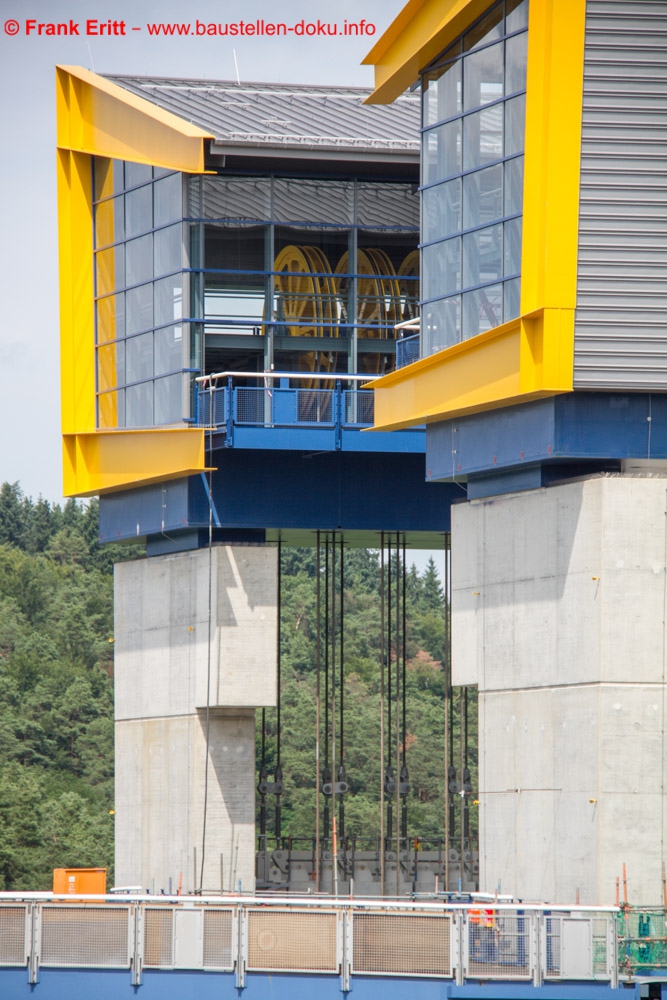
xmin=53 ymin=868 xmax=107 ymax=895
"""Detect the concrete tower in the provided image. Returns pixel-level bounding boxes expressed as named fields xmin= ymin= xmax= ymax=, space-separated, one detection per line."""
xmin=366 ymin=0 xmax=667 ymax=904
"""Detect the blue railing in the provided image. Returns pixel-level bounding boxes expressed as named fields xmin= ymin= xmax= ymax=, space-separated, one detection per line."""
xmin=196 ymin=380 xmax=375 ymax=437
xmin=396 ymin=333 xmax=420 ymax=369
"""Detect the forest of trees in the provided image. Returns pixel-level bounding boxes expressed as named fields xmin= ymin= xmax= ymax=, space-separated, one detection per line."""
xmin=0 ymin=481 xmax=475 ymax=890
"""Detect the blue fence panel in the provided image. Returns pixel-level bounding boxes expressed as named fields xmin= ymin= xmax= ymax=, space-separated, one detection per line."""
xmin=396 ymin=334 xmax=420 ymax=369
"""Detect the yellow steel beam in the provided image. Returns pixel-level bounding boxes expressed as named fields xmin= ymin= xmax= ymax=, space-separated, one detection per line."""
xmin=369 ymin=0 xmax=586 ymax=430
xmin=58 ymin=147 xmax=96 ymax=436
xmin=56 ymin=65 xmax=212 ymax=172
xmin=363 ymin=0 xmax=491 ymax=104
xmin=62 ymin=428 xmax=208 ymax=498
xmin=521 ymin=0 xmax=586 ymax=315
xmin=371 ymin=309 xmax=572 ymax=430
xmin=56 ymin=66 xmax=214 ymax=496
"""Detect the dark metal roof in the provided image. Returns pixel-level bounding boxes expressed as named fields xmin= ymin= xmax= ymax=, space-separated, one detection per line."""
xmin=105 ymin=75 xmax=420 ymax=162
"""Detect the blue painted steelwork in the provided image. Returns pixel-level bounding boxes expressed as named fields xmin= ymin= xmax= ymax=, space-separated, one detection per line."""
xmin=98 ymin=450 xmax=455 ymax=544
xmin=195 ymin=384 xmax=419 ymax=453
xmin=426 ymin=392 xmax=667 ymax=485
xmin=0 ymin=967 xmax=653 ymax=998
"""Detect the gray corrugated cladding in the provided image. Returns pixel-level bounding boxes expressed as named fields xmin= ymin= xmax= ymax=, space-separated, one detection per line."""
xmin=573 ymin=0 xmax=667 ymax=389
xmin=105 ymin=76 xmax=419 ymax=157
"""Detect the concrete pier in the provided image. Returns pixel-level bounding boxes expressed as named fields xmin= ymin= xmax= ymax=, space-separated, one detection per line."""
xmin=114 ymin=544 xmax=277 ymax=892
xmin=452 ymin=475 xmax=667 ymax=905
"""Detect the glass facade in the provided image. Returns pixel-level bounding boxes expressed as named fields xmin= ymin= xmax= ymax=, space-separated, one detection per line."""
xmin=186 ymin=176 xmax=419 ymax=381
xmin=93 ymin=164 xmax=419 ymax=426
xmin=93 ymin=159 xmax=189 ymax=429
xmin=420 ymin=0 xmax=528 ymax=355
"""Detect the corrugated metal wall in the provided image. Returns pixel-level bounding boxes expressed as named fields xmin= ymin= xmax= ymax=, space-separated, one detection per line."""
xmin=574 ymin=0 xmax=667 ymax=388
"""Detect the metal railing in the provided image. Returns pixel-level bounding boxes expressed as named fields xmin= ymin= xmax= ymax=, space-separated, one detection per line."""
xmin=396 ymin=332 xmax=420 ymax=369
xmin=195 ymin=372 xmax=379 ymax=443
xmin=0 ymin=895 xmax=630 ymax=988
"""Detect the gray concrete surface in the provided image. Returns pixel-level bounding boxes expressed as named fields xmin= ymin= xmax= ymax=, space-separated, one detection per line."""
xmin=114 ymin=544 xmax=277 ymax=892
xmin=452 ymin=476 xmax=667 ymax=905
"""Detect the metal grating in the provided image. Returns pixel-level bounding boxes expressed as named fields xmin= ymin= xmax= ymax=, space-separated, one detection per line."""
xmin=352 ymin=911 xmax=452 ymax=977
xmin=592 ymin=916 xmax=609 ymax=977
xmin=247 ymin=909 xmax=338 ymax=972
xmin=545 ymin=916 xmax=562 ymax=976
xmin=40 ymin=906 xmax=129 ymax=968
xmin=144 ymin=908 xmax=174 ymax=967
xmin=396 ymin=333 xmax=420 ymax=369
xmin=236 ymin=387 xmax=268 ymax=424
xmin=0 ymin=906 xmax=27 ymax=965
xmin=202 ymin=909 xmax=233 ymax=969
xmin=344 ymin=390 xmax=374 ymax=425
xmin=198 ymin=386 xmax=227 ymax=426
xmin=467 ymin=911 xmax=531 ymax=979
xmin=296 ymin=389 xmax=333 ymax=424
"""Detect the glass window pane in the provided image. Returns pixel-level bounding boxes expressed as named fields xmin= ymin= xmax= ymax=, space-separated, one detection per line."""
xmin=155 ymin=325 xmax=183 ymax=376
xmin=422 ymin=120 xmax=462 ymax=185
xmin=503 ymin=277 xmax=521 ymax=321
xmin=126 ymin=332 xmax=153 ymax=384
xmin=463 ymin=224 xmax=502 ymax=287
xmin=125 ymin=162 xmax=152 ymax=188
xmin=98 ymin=389 xmax=124 ymax=429
xmin=464 ymin=2 xmax=502 ymax=51
xmin=200 ymin=176 xmax=271 ymax=221
xmin=504 ymin=217 xmax=522 ymax=276
xmin=126 ymin=381 xmax=153 ymax=427
xmin=462 ymin=282 xmax=502 ymax=338
xmin=274 ymin=178 xmax=353 ymax=225
xmin=97 ymin=342 xmax=124 ymax=392
xmin=155 ymin=274 xmax=184 ymax=328
xmin=504 ymin=156 xmax=524 ymax=216
xmin=154 ymin=173 xmax=183 ymax=228
xmin=94 ymin=157 xmax=114 ymax=201
xmin=463 ymin=105 xmax=503 ymax=170
xmin=463 ymin=41 xmax=503 ymax=112
xmin=154 ymin=224 xmax=182 ymax=276
xmin=506 ymin=0 xmax=528 ymax=33
xmin=422 ymin=237 xmax=461 ymax=301
xmin=423 ymin=55 xmax=462 ymax=126
xmin=506 ymin=32 xmax=528 ymax=95
xmin=356 ymin=182 xmax=419 ymax=229
xmin=95 ymin=197 xmax=124 ymax=248
xmin=505 ymin=94 xmax=526 ymax=157
xmin=125 ymin=184 xmax=152 ymax=238
xmin=97 ymin=293 xmax=125 ymax=344
xmin=126 ymin=234 xmax=153 ymax=286
xmin=422 ymin=295 xmax=461 ymax=354
xmin=422 ymin=178 xmax=461 ymax=243
xmin=154 ymin=374 xmax=183 ymax=424
xmin=463 ymin=163 xmax=503 ymax=229
xmin=126 ymin=283 xmax=153 ymax=335
xmin=96 ymin=245 xmax=124 ymax=296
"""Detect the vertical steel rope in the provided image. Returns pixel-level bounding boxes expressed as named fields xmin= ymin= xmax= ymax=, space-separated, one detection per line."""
xmin=379 ymin=532 xmax=386 ymax=895
xmin=395 ymin=531 xmax=401 ymax=896
xmin=315 ymin=530 xmax=321 ymax=891
xmin=275 ymin=538 xmax=282 ymax=841
xmin=199 ymin=378 xmax=215 ymax=892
